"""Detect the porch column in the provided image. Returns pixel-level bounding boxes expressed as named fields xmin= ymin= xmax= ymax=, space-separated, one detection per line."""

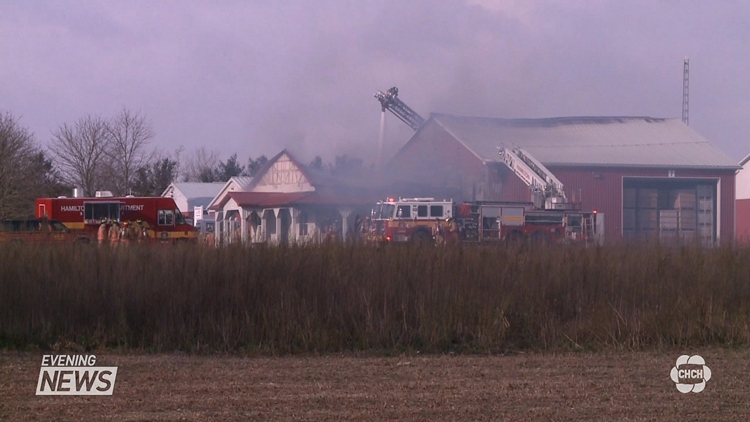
xmin=274 ymin=208 xmax=281 ymax=244
xmin=339 ymin=207 xmax=353 ymax=242
xmin=290 ymin=207 xmax=299 ymax=244
xmin=216 ymin=210 xmax=224 ymax=246
xmin=260 ymin=209 xmax=267 ymax=243
xmin=240 ymin=208 xmax=248 ymax=245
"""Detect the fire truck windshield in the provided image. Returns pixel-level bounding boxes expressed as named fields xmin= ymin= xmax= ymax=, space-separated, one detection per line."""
xmin=175 ymin=209 xmax=186 ymax=225
xmin=373 ymin=203 xmax=395 ymax=220
xmin=50 ymin=221 xmax=69 ymax=232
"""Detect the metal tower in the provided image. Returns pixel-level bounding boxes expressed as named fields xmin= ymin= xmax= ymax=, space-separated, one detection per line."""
xmin=682 ymin=58 xmax=689 ymax=125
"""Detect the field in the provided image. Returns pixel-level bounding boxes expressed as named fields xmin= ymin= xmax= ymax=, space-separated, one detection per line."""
xmin=1 ymin=241 xmax=749 ymax=352
xmin=2 ymin=349 xmax=748 ymax=421
xmin=1 ymin=242 xmax=749 ymax=419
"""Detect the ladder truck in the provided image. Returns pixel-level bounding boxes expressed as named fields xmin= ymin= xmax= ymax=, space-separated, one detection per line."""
xmin=374 ymin=87 xmax=425 ymax=130
xmin=497 ymin=145 xmax=573 ymax=211
xmin=366 ymin=196 xmax=599 ymax=246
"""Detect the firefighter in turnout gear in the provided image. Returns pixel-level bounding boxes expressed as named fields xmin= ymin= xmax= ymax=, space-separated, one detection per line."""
xmin=433 ymin=217 xmax=444 ymax=246
xmin=120 ymin=221 xmax=132 ymax=244
xmin=135 ymin=219 xmax=148 ymax=243
xmin=444 ymin=217 xmax=459 ymax=244
xmin=109 ymin=221 xmax=121 ymax=245
xmin=97 ymin=218 xmax=108 ymax=244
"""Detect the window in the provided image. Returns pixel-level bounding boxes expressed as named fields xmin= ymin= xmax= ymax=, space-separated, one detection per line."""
xmin=175 ymin=209 xmax=186 ymax=225
xmin=158 ymin=210 xmax=175 ymax=226
xmin=417 ymin=205 xmax=428 ymax=218
xmin=84 ymin=202 xmax=120 ymax=222
xmin=396 ymin=205 xmax=411 ymax=219
xmin=430 ymin=205 xmax=444 ymax=218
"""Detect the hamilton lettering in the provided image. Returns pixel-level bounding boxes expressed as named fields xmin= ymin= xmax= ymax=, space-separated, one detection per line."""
xmin=60 ymin=205 xmax=83 ymax=212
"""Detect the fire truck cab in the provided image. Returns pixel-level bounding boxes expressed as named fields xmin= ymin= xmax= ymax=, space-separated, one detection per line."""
xmin=370 ymin=197 xmax=453 ymax=243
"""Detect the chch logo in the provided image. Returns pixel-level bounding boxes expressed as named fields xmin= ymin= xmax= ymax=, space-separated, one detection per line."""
xmin=670 ymin=355 xmax=711 ymax=393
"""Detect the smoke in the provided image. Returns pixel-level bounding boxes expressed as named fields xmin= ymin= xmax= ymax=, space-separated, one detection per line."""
xmin=1 ymin=0 xmax=747 ymax=165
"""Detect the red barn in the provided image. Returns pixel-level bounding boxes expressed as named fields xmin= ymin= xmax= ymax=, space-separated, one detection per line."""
xmin=385 ymin=114 xmax=739 ymax=244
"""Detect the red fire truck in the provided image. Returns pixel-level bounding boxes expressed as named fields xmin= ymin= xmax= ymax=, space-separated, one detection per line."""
xmin=35 ymin=194 xmax=198 ymax=243
xmin=368 ymin=197 xmax=600 ymax=246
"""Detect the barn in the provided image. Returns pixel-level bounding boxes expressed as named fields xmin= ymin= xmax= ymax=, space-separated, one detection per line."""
xmin=384 ymin=113 xmax=739 ymax=243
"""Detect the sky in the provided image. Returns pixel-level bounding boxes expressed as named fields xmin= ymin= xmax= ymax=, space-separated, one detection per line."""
xmin=1 ymin=0 xmax=748 ymax=167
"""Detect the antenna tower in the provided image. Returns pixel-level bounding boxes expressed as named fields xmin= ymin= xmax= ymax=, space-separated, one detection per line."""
xmin=682 ymin=58 xmax=689 ymax=125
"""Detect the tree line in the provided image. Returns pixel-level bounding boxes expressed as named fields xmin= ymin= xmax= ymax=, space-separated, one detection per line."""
xmin=0 ymin=110 xmax=365 ymax=219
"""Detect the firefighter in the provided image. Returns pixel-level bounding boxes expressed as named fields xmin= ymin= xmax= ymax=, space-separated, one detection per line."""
xmin=109 ymin=221 xmax=121 ymax=246
xmin=433 ymin=217 xmax=444 ymax=245
xmin=135 ymin=219 xmax=148 ymax=243
xmin=120 ymin=221 xmax=131 ymax=244
xmin=444 ymin=217 xmax=459 ymax=244
xmin=97 ymin=218 xmax=108 ymax=244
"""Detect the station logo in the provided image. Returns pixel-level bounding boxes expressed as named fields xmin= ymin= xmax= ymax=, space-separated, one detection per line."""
xmin=670 ymin=355 xmax=711 ymax=393
xmin=36 ymin=355 xmax=118 ymax=395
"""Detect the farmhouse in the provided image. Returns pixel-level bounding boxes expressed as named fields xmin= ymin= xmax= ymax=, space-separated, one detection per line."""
xmin=384 ymin=114 xmax=739 ymax=243
xmin=207 ymin=150 xmax=375 ymax=245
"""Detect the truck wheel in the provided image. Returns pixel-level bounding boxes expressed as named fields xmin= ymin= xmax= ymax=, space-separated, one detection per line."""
xmin=529 ymin=231 xmax=551 ymax=247
xmin=504 ymin=231 xmax=525 ymax=248
xmin=411 ymin=230 xmax=433 ymax=245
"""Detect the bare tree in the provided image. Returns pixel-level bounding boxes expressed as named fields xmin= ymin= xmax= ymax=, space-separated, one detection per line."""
xmin=49 ymin=115 xmax=110 ymax=197
xmin=0 ymin=112 xmax=66 ymax=218
xmin=104 ymin=109 xmax=155 ymax=195
xmin=181 ymin=147 xmax=220 ymax=182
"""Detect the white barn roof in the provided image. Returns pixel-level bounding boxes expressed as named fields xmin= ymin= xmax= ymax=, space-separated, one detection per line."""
xmin=431 ymin=114 xmax=739 ymax=169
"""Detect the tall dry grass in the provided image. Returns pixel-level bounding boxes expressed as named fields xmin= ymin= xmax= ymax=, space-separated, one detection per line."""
xmin=0 ymin=241 xmax=748 ymax=353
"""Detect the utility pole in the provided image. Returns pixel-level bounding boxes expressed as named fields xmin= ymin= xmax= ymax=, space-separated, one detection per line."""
xmin=682 ymin=57 xmax=689 ymax=125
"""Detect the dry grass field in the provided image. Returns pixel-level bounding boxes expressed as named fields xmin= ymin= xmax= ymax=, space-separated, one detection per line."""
xmin=1 ymin=349 xmax=748 ymax=421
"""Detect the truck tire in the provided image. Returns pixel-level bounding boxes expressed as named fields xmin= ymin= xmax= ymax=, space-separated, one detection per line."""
xmin=529 ymin=231 xmax=551 ymax=247
xmin=504 ymin=230 xmax=525 ymax=248
xmin=411 ymin=230 xmax=433 ymax=245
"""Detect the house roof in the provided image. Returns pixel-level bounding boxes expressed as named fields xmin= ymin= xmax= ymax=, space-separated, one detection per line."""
xmin=162 ymin=182 xmax=225 ymax=199
xmin=429 ymin=113 xmax=739 ymax=169
xmin=207 ymin=149 xmax=377 ymax=211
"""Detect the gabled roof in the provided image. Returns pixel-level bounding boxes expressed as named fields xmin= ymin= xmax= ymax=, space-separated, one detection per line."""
xmin=208 ymin=149 xmax=378 ymax=211
xmin=427 ymin=113 xmax=739 ymax=169
xmin=162 ymin=182 xmax=225 ymax=199
xmin=246 ymin=149 xmax=317 ymax=191
xmin=207 ymin=176 xmax=255 ymax=211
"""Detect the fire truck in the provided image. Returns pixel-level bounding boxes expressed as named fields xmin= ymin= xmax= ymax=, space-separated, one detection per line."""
xmin=369 ymin=144 xmax=602 ymax=245
xmin=35 ymin=193 xmax=198 ymax=243
xmin=368 ymin=197 xmax=598 ymax=245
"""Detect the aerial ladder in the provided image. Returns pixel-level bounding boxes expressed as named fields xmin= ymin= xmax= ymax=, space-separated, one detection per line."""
xmin=497 ymin=145 xmax=572 ymax=210
xmin=374 ymin=87 xmax=425 ymax=131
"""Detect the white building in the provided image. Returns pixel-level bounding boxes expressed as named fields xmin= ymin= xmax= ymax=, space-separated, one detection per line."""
xmin=207 ymin=150 xmax=374 ymax=245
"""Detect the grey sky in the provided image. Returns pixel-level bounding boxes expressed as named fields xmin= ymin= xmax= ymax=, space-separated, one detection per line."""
xmin=1 ymin=1 xmax=748 ymax=166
